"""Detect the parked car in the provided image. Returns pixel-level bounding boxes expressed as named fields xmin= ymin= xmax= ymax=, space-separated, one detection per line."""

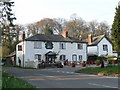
xmin=0 ymin=60 xmax=4 ymax=65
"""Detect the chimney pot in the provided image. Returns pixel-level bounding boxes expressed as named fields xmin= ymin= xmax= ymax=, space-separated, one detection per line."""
xmin=61 ymin=28 xmax=68 ymax=38
xmin=88 ymin=34 xmax=92 ymax=45
xmin=22 ymin=31 xmax=25 ymax=41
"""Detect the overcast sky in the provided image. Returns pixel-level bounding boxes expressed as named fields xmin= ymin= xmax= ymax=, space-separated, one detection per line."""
xmin=13 ymin=0 xmax=119 ymax=25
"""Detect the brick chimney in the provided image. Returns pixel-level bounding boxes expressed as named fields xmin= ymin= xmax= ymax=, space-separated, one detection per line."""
xmin=88 ymin=34 xmax=92 ymax=45
xmin=79 ymin=35 xmax=82 ymax=40
xmin=61 ymin=28 xmax=68 ymax=38
xmin=22 ymin=31 xmax=25 ymax=41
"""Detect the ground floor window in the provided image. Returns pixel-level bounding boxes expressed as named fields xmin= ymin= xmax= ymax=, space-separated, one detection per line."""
xmin=60 ymin=55 xmax=66 ymax=61
xmin=72 ymin=54 xmax=77 ymax=61
xmin=79 ymin=55 xmax=82 ymax=61
xmin=35 ymin=54 xmax=41 ymax=62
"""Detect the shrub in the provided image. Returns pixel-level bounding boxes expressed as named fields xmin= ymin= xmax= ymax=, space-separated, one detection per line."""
xmin=95 ymin=60 xmax=100 ymax=64
xmin=72 ymin=61 xmax=77 ymax=65
xmin=108 ymin=60 xmax=112 ymax=64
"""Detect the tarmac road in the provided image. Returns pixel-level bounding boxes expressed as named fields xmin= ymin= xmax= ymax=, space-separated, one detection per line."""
xmin=2 ymin=66 xmax=119 ymax=89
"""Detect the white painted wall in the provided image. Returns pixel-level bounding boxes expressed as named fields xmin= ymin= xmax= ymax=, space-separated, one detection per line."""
xmin=16 ymin=41 xmax=87 ymax=68
xmin=98 ymin=38 xmax=113 ymax=56
xmin=16 ymin=42 xmax=24 ymax=67
xmin=87 ymin=37 xmax=113 ymax=56
xmin=87 ymin=46 xmax=98 ymax=56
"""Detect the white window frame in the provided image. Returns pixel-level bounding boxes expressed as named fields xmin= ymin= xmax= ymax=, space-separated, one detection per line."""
xmin=35 ymin=54 xmax=41 ymax=62
xmin=79 ymin=55 xmax=82 ymax=61
xmin=103 ymin=44 xmax=108 ymax=51
xmin=72 ymin=54 xmax=77 ymax=61
xmin=59 ymin=42 xmax=66 ymax=49
xmin=77 ymin=43 xmax=83 ymax=49
xmin=60 ymin=55 xmax=66 ymax=61
xmin=18 ymin=45 xmax=22 ymax=51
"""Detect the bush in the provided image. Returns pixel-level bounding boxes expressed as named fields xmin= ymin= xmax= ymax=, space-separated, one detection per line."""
xmin=72 ymin=61 xmax=77 ymax=65
xmin=95 ymin=60 xmax=100 ymax=64
xmin=108 ymin=60 xmax=112 ymax=64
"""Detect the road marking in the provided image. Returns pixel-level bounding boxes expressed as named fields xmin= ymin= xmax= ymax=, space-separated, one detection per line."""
xmin=70 ymin=72 xmax=74 ymax=74
xmin=88 ymin=83 xmax=118 ymax=88
xmin=66 ymin=72 xmax=70 ymax=73
xmin=61 ymin=71 xmax=65 ymax=73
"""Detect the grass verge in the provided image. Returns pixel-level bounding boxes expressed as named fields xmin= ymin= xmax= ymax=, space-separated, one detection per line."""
xmin=2 ymin=72 xmax=36 ymax=88
xmin=75 ymin=65 xmax=120 ymax=76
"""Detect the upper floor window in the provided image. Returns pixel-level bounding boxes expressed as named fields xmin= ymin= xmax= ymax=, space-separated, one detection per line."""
xmin=59 ymin=42 xmax=66 ymax=49
xmin=18 ymin=45 xmax=22 ymax=51
xmin=77 ymin=43 xmax=83 ymax=49
xmin=60 ymin=55 xmax=66 ymax=61
xmin=103 ymin=45 xmax=108 ymax=51
xmin=34 ymin=41 xmax=42 ymax=49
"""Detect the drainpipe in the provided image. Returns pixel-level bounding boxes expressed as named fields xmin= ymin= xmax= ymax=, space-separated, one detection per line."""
xmin=22 ymin=31 xmax=25 ymax=67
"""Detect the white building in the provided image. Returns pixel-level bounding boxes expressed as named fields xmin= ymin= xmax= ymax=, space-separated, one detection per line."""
xmin=16 ymin=29 xmax=87 ymax=68
xmin=86 ymin=34 xmax=113 ymax=61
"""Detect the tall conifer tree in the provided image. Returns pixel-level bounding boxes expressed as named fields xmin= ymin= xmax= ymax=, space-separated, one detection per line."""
xmin=111 ymin=2 xmax=120 ymax=56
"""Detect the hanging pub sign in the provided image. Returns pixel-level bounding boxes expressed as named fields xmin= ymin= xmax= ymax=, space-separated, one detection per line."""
xmin=45 ymin=41 xmax=53 ymax=49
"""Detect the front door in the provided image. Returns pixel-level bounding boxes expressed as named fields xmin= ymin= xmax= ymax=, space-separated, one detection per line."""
xmin=46 ymin=55 xmax=55 ymax=63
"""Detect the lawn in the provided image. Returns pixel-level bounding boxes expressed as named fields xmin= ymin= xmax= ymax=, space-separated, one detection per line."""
xmin=75 ymin=65 xmax=120 ymax=76
xmin=2 ymin=71 xmax=36 ymax=88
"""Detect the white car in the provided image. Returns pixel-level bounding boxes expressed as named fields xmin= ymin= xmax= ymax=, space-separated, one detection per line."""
xmin=0 ymin=60 xmax=4 ymax=65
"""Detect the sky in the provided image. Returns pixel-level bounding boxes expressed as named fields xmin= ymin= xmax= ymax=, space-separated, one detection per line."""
xmin=13 ymin=0 xmax=120 ymax=25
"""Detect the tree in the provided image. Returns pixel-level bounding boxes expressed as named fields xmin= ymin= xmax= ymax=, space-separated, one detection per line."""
xmin=0 ymin=0 xmax=16 ymax=55
xmin=96 ymin=22 xmax=110 ymax=37
xmin=88 ymin=20 xmax=110 ymax=37
xmin=88 ymin=20 xmax=98 ymax=36
xmin=65 ymin=14 xmax=89 ymax=39
xmin=111 ymin=4 xmax=120 ymax=56
xmin=27 ymin=18 xmax=64 ymax=36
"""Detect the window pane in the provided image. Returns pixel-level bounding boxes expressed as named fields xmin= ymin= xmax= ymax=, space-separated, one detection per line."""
xmin=79 ymin=55 xmax=82 ymax=61
xmin=103 ymin=45 xmax=108 ymax=51
xmin=72 ymin=55 xmax=77 ymax=61
xmin=34 ymin=41 xmax=42 ymax=49
xmin=35 ymin=54 xmax=41 ymax=61
xmin=78 ymin=43 xmax=83 ymax=49
xmin=60 ymin=55 xmax=66 ymax=60
xmin=60 ymin=42 xmax=66 ymax=49
xmin=18 ymin=45 xmax=22 ymax=51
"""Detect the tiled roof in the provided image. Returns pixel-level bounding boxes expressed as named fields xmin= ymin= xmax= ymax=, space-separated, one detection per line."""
xmin=90 ymin=35 xmax=105 ymax=46
xmin=84 ymin=35 xmax=112 ymax=46
xmin=6 ymin=51 xmax=16 ymax=57
xmin=25 ymin=34 xmax=87 ymax=43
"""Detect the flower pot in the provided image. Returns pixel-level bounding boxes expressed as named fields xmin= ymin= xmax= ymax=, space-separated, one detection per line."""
xmin=96 ymin=63 xmax=100 ymax=66
xmin=60 ymin=65 xmax=63 ymax=68
xmin=72 ymin=64 xmax=75 ymax=67
xmin=82 ymin=63 xmax=86 ymax=67
xmin=112 ymin=61 xmax=115 ymax=64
